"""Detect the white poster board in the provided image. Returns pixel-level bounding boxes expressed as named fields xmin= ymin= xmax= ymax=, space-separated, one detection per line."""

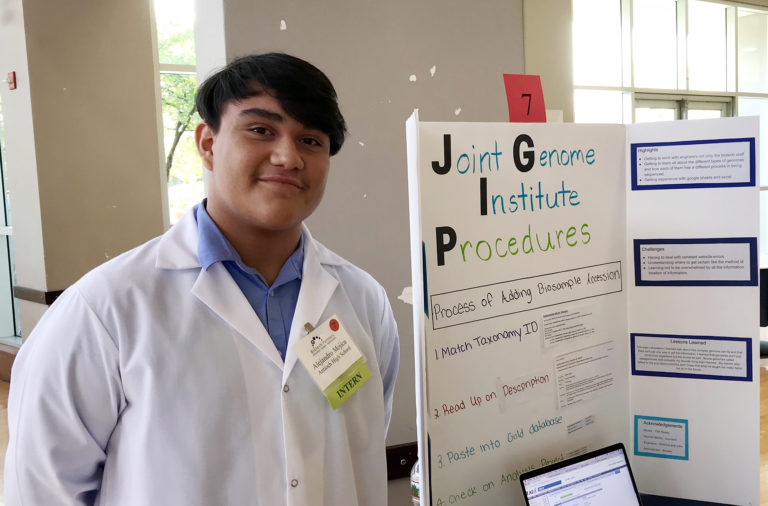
xmin=406 ymin=113 xmax=759 ymax=505
xmin=625 ymin=118 xmax=760 ymax=502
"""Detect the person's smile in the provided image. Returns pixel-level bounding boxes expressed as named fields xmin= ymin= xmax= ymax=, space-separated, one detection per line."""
xmin=258 ymin=174 xmax=305 ymax=190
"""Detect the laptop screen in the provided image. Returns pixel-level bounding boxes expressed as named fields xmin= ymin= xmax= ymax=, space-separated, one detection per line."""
xmin=519 ymin=443 xmax=641 ymax=506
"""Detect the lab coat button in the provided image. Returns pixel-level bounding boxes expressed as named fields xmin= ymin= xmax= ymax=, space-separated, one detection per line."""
xmin=283 ymin=384 xmax=290 ymax=393
xmin=291 ymin=479 xmax=299 ymax=487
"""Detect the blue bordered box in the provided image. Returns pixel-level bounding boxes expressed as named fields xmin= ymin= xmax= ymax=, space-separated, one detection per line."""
xmin=634 ymin=415 xmax=689 ymax=460
xmin=630 ymin=333 xmax=752 ymax=382
xmin=633 ymin=237 xmax=757 ymax=287
xmin=630 ymin=138 xmax=756 ymax=191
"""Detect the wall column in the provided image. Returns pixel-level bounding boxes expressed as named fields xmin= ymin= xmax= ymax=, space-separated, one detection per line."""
xmin=0 ymin=0 xmax=166 ymax=336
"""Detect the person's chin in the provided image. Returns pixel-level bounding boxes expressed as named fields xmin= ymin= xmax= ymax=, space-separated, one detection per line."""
xmin=248 ymin=212 xmax=304 ymax=234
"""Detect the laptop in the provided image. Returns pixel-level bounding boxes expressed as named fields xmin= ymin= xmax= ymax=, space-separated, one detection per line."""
xmin=519 ymin=443 xmax=642 ymax=506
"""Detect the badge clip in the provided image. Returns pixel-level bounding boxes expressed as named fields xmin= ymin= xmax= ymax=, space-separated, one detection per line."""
xmin=294 ymin=316 xmax=371 ymax=409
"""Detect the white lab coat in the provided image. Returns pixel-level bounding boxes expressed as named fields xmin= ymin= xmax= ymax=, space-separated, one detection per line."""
xmin=5 ymin=209 xmax=399 ymax=506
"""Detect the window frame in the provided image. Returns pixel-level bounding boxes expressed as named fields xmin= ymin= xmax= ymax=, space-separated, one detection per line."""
xmin=633 ymin=92 xmax=735 ymax=121
xmin=153 ymin=0 xmax=201 ymax=226
xmin=572 ymin=0 xmax=768 ymax=240
xmin=0 ymin=99 xmax=20 ymax=344
xmin=573 ymin=0 xmax=768 ymax=120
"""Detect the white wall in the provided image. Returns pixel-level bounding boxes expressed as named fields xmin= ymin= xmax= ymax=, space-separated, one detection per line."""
xmin=0 ymin=0 xmax=166 ymax=335
xmin=524 ymin=0 xmax=574 ymax=122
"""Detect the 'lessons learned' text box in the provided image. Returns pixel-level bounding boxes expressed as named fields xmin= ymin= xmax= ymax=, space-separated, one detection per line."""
xmin=631 ymin=333 xmax=752 ymax=382
xmin=430 ymin=262 xmax=622 ymax=330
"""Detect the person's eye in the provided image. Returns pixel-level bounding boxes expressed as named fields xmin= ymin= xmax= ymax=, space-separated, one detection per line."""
xmin=249 ymin=126 xmax=274 ymax=136
xmin=300 ymin=137 xmax=323 ymax=147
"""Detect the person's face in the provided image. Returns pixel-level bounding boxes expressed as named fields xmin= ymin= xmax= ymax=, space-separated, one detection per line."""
xmin=195 ymin=91 xmax=331 ymax=239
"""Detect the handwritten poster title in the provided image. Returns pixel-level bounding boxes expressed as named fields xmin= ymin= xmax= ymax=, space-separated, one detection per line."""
xmin=432 ymin=134 xmax=596 ymax=266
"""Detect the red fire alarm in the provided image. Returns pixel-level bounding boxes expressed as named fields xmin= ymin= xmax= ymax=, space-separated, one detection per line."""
xmin=7 ymin=72 xmax=16 ymax=90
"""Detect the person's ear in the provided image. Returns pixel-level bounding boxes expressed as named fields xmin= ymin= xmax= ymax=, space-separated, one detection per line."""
xmin=195 ymin=122 xmax=215 ymax=171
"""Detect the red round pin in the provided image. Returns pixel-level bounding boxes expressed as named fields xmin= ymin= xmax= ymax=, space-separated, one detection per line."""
xmin=329 ymin=319 xmax=340 ymax=332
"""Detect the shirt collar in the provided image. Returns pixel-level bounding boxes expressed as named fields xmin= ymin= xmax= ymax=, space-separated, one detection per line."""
xmin=195 ymin=200 xmax=305 ymax=283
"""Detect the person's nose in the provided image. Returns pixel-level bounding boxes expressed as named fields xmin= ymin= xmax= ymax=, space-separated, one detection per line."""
xmin=270 ymin=137 xmax=304 ymax=170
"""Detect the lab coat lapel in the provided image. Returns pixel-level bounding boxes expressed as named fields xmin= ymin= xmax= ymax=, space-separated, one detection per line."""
xmin=283 ymin=234 xmax=339 ymax=380
xmin=191 ymin=263 xmax=284 ymax=370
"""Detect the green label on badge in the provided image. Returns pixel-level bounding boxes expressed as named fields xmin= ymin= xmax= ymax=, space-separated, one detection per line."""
xmin=323 ymin=357 xmax=372 ymax=409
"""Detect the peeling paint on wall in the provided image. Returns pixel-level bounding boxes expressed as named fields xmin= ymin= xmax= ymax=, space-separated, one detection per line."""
xmin=430 ymin=65 xmax=436 ymax=77
xmin=280 ymin=19 xmax=287 ymax=31
xmin=397 ymin=286 xmax=413 ymax=305
xmin=409 ymin=74 xmax=417 ymax=82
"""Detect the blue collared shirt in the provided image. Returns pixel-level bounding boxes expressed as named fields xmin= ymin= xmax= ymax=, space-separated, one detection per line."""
xmin=195 ymin=201 xmax=303 ymax=360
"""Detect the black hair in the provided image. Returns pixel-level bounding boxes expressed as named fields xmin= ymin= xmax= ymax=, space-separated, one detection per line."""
xmin=196 ymin=53 xmax=347 ymax=155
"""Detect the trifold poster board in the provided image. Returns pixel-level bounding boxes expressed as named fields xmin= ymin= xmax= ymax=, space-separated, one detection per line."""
xmin=405 ymin=112 xmax=759 ymax=506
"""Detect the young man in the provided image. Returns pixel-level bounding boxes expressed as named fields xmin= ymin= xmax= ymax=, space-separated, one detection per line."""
xmin=5 ymin=53 xmax=399 ymax=506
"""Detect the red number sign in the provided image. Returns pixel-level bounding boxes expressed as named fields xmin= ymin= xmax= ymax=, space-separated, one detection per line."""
xmin=503 ymin=74 xmax=546 ymax=123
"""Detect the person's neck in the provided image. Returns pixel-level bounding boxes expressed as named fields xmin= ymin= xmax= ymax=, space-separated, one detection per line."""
xmin=232 ymin=228 xmax=301 ymax=286
xmin=208 ymin=215 xmax=302 ymax=286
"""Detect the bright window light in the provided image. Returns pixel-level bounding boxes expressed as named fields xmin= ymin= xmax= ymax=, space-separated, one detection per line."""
xmin=154 ymin=0 xmax=202 ymax=224
xmin=688 ymin=1 xmax=727 ymax=91
xmin=633 ymin=0 xmax=678 ymax=89
xmin=573 ymin=0 xmax=622 ymax=87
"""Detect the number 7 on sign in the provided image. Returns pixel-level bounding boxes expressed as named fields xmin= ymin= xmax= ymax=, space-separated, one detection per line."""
xmin=522 ymin=93 xmax=532 ymax=115
xmin=503 ymin=74 xmax=546 ymax=123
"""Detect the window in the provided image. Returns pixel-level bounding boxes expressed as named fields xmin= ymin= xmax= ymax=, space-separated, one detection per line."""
xmin=573 ymin=0 xmax=768 ymax=259
xmin=0 ymin=98 xmax=20 ymax=342
xmin=632 ymin=0 xmax=679 ymax=89
xmin=633 ymin=94 xmax=733 ymax=122
xmin=154 ymin=0 xmax=202 ymax=224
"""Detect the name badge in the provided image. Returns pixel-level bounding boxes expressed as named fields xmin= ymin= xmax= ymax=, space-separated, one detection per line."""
xmin=294 ymin=315 xmax=372 ymax=409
